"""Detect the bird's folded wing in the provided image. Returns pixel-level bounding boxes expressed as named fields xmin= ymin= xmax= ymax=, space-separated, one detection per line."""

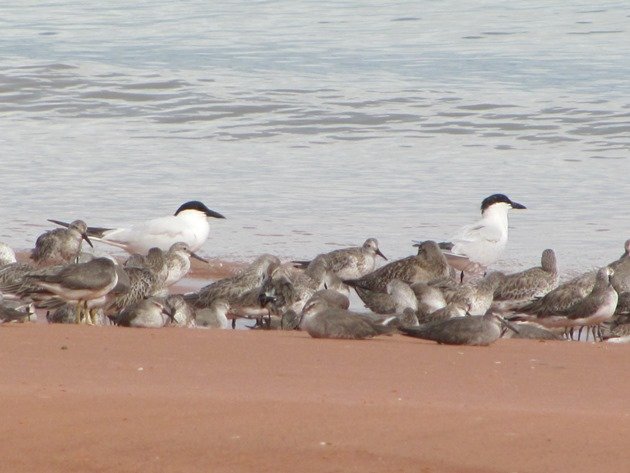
xmin=454 ymin=223 xmax=502 ymax=244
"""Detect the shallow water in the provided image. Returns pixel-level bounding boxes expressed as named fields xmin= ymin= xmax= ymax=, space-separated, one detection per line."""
xmin=0 ymin=1 xmax=628 ymax=276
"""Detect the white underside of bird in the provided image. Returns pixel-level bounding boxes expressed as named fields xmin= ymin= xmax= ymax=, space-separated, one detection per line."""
xmin=447 ymin=204 xmax=510 ymax=267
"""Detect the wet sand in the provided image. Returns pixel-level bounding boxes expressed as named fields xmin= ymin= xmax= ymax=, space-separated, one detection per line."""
xmin=1 ymin=324 xmax=628 ymax=473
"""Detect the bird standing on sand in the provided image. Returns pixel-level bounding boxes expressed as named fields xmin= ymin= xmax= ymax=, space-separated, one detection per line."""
xmin=346 ymin=241 xmax=450 ymax=292
xmin=49 ymin=200 xmax=225 ymax=254
xmin=31 ymin=220 xmax=93 ymax=266
xmin=491 ymin=249 xmax=559 ymax=312
xmin=23 ymin=257 xmax=119 ymax=324
xmin=429 ymin=194 xmax=526 ymax=274
xmin=517 ymin=266 xmax=618 ymax=340
xmin=298 ymin=238 xmax=387 ymax=280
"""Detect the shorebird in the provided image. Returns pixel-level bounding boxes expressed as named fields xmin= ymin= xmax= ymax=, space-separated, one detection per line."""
xmin=247 ymin=309 xmax=302 ymax=330
xmin=517 ymin=267 xmax=618 ymax=340
xmin=195 ymin=300 xmax=230 ymax=328
xmin=400 ymin=313 xmax=517 ymax=346
xmin=257 ymin=263 xmax=321 ymax=324
xmin=49 ymin=200 xmax=225 ymax=254
xmin=433 ymin=271 xmax=505 ymax=316
xmin=22 ymin=257 xmax=119 ymax=324
xmin=0 ymin=243 xmax=17 ymax=266
xmin=105 ymin=259 xmax=164 ymax=314
xmin=299 ymin=296 xmax=397 ymax=340
xmin=186 ymin=254 xmax=280 ymax=326
xmin=615 ymin=292 xmax=630 ymax=316
xmin=609 ymin=239 xmax=630 ymax=294
xmin=162 ymin=241 xmax=208 ymax=287
xmin=424 ymin=194 xmax=526 ymax=275
xmin=112 ymin=297 xmax=173 ymax=328
xmin=164 ymin=294 xmax=196 ymax=327
xmin=410 ymin=282 xmax=447 ymax=318
xmin=296 ymin=238 xmax=387 ymax=281
xmin=491 ymin=249 xmax=559 ymax=312
xmin=418 ymin=301 xmax=470 ymax=324
xmin=345 ymin=241 xmax=450 ymax=313
xmin=602 ymin=314 xmax=630 ymax=343
xmin=346 ymin=241 xmax=450 ymax=292
xmin=304 ymin=289 xmax=351 ymax=311
xmin=502 ymin=321 xmax=563 ymax=340
xmin=31 ymin=220 xmax=93 ymax=266
xmin=0 ymin=299 xmax=34 ymax=323
xmin=519 ymin=270 xmax=596 ymax=315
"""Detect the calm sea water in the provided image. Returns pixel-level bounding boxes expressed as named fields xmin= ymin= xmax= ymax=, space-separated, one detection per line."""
xmin=0 ymin=1 xmax=628 ymax=275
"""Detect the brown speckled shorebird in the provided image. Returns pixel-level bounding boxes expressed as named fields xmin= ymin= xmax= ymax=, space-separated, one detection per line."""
xmin=0 ymin=242 xmax=17 ymax=266
xmin=345 ymin=241 xmax=450 ymax=292
xmin=518 ymin=267 xmax=618 ymax=340
xmin=609 ymin=239 xmax=630 ymax=295
xmin=520 ymin=270 xmax=597 ymax=315
xmin=31 ymin=220 xmax=93 ymax=266
xmin=433 ymin=271 xmax=504 ymax=316
xmin=298 ymin=238 xmax=387 ymax=281
xmin=162 ymin=242 xmax=208 ymax=287
xmin=491 ymin=249 xmax=559 ymax=312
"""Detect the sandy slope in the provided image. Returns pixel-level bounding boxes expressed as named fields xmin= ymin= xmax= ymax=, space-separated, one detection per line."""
xmin=0 ymin=324 xmax=628 ymax=473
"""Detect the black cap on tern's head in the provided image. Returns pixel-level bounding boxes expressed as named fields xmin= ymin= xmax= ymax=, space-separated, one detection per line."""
xmin=480 ymin=194 xmax=526 ymax=213
xmin=175 ymin=201 xmax=226 ymax=219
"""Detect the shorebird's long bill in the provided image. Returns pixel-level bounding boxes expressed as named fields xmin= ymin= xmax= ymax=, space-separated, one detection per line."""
xmin=510 ymin=201 xmax=526 ymax=209
xmin=206 ymin=209 xmax=226 ymax=219
xmin=376 ymin=249 xmax=388 ymax=260
xmin=82 ymin=233 xmax=94 ymax=248
xmin=189 ymin=251 xmax=209 ymax=263
xmin=496 ymin=315 xmax=520 ymax=334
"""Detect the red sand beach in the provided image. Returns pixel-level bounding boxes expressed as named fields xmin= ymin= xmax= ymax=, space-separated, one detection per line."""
xmin=1 ymin=324 xmax=628 ymax=473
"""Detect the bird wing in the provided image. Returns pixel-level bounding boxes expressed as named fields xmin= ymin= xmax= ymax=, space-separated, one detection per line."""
xmin=320 ymin=312 xmax=380 ymax=339
xmin=102 ymin=215 xmax=194 ymax=250
xmin=453 ymin=223 xmax=502 ymax=245
xmin=38 ymin=263 xmax=113 ymax=290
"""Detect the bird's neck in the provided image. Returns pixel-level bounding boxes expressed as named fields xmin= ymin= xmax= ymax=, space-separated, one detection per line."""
xmin=481 ymin=206 xmax=509 ymax=230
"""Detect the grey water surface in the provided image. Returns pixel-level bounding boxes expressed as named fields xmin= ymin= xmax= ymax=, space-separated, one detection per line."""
xmin=0 ymin=1 xmax=628 ymax=274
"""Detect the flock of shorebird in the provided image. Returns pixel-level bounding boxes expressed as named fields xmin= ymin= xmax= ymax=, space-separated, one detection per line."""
xmin=0 ymin=195 xmax=628 ymax=345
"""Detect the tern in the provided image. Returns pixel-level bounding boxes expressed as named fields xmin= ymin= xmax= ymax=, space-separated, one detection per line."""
xmin=421 ymin=194 xmax=526 ymax=274
xmin=49 ymin=200 xmax=225 ymax=254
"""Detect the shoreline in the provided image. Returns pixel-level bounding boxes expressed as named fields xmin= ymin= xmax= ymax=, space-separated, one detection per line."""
xmin=1 ymin=324 xmax=628 ymax=472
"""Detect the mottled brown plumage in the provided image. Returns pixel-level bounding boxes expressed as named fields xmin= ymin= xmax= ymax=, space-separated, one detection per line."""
xmin=346 ymin=240 xmax=450 ymax=292
xmin=31 ymin=220 xmax=93 ymax=266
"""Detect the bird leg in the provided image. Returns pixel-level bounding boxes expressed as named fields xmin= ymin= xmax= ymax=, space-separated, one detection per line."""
xmin=75 ymin=302 xmax=84 ymax=324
